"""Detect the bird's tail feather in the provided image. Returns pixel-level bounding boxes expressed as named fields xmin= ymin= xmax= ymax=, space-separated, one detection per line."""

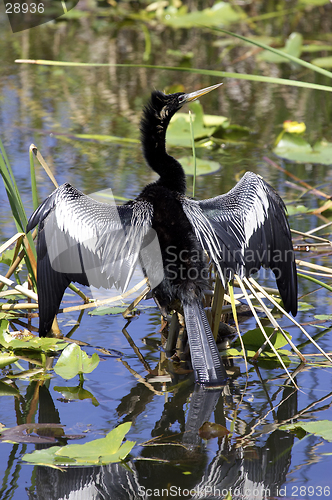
xmin=183 ymin=300 xmax=227 ymax=386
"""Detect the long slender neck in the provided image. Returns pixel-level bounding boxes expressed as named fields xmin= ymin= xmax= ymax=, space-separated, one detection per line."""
xmin=140 ymin=94 xmax=186 ymax=194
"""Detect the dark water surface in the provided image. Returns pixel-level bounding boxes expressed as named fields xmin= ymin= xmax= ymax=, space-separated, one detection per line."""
xmin=1 ymin=8 xmax=332 ymax=500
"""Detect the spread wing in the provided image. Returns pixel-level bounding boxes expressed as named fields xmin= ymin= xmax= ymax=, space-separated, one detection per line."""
xmin=182 ymin=172 xmax=297 ymax=315
xmin=27 ymin=183 xmax=162 ymax=335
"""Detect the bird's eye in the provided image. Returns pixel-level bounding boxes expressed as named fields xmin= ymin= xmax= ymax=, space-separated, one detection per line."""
xmin=178 ymin=94 xmax=186 ymax=104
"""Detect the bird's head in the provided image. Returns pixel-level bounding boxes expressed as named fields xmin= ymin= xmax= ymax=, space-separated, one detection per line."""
xmin=148 ymin=83 xmax=223 ymax=124
xmin=140 ymin=82 xmax=222 ymax=193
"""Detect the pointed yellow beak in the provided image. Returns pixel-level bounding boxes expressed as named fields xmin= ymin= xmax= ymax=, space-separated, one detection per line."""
xmin=181 ymin=82 xmax=223 ymax=104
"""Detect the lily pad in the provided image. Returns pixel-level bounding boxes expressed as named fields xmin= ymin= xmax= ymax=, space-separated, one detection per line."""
xmin=311 ymin=56 xmax=332 ymax=69
xmin=179 ymin=156 xmax=221 ymax=176
xmin=285 ymin=204 xmax=311 ymax=216
xmin=0 ymin=423 xmax=83 ymax=444
xmin=0 ymin=330 xmax=68 ymax=352
xmin=22 ymin=422 xmax=135 ymax=467
xmin=54 ymin=385 xmax=99 ymax=406
xmin=167 ymin=101 xmax=217 ymax=147
xmin=0 ymin=323 xmax=68 ymax=352
xmin=199 ymin=421 xmax=230 ymax=439
xmin=89 ymin=305 xmax=129 ymax=316
xmin=258 ymin=32 xmax=303 ymax=63
xmin=0 ymin=352 xmax=18 ymax=368
xmin=212 ymin=123 xmax=250 ymax=143
xmin=232 ymin=327 xmax=291 ymax=350
xmin=314 ymin=314 xmax=332 ymax=321
xmin=273 ymin=133 xmax=332 ymax=165
xmin=0 ymin=380 xmax=20 ymax=397
xmin=164 ymin=2 xmax=244 ymax=28
xmin=54 ymin=343 xmax=99 ymax=380
xmin=226 ymin=327 xmax=292 ymax=366
xmin=280 ymin=420 xmax=332 ymax=442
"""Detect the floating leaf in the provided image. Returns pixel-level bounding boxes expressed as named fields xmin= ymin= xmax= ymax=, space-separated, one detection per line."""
xmin=314 ymin=314 xmax=332 ymax=322
xmin=203 ymin=115 xmax=229 ymax=128
xmin=0 ymin=328 xmax=68 ymax=352
xmin=258 ymin=32 xmax=303 ymax=63
xmin=179 ymin=156 xmax=221 ymax=176
xmin=0 ymin=380 xmax=19 ymax=397
xmin=233 ymin=327 xmax=291 ymax=350
xmin=285 ymin=204 xmax=311 ymax=216
xmin=0 ymin=423 xmax=80 ymax=444
xmin=280 ymin=420 xmax=332 ymax=442
xmin=54 ymin=343 xmax=99 ymax=380
xmin=302 ymin=44 xmax=332 ymax=53
xmin=0 ymin=248 xmax=15 ymax=266
xmin=164 ymin=2 xmax=243 ymax=28
xmin=273 ymin=133 xmax=332 ymax=165
xmin=212 ymin=123 xmax=250 ymax=143
xmin=167 ymin=101 xmax=217 ymax=147
xmin=311 ymin=56 xmax=332 ymax=69
xmin=297 ymin=302 xmax=315 ymax=312
xmin=199 ymin=421 xmax=230 ymax=440
xmin=0 ymin=352 xmax=18 ymax=368
xmin=22 ymin=422 xmax=135 ymax=467
xmin=21 ymin=447 xmax=71 ymax=469
xmin=89 ymin=306 xmax=129 ymax=316
xmin=54 ymin=385 xmax=99 ymax=406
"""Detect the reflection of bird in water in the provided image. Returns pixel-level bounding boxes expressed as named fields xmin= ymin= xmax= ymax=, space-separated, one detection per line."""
xmin=27 ymin=83 xmax=297 ymax=386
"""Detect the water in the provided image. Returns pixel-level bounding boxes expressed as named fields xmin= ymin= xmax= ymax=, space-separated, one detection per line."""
xmin=1 ymin=9 xmax=332 ymax=500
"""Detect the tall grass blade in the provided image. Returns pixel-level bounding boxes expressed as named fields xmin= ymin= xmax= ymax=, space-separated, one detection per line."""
xmin=248 ymin=277 xmax=332 ymax=363
xmin=0 ymin=140 xmax=37 ymax=288
xmin=242 ymin=276 xmax=306 ymax=363
xmin=15 ymin=60 xmax=332 ymax=93
xmin=188 ymin=111 xmax=197 ymax=197
xmin=29 ymin=145 xmax=39 ymax=210
xmin=236 ymin=277 xmax=298 ymax=387
xmin=209 ymin=27 xmax=332 ymax=80
xmin=228 ymin=280 xmax=248 ymax=376
xmin=297 ymin=272 xmax=332 ymax=293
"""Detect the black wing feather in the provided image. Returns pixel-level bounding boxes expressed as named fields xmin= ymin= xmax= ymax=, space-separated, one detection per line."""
xmin=27 ymin=183 xmax=156 ymax=335
xmin=183 ymin=172 xmax=297 ymax=315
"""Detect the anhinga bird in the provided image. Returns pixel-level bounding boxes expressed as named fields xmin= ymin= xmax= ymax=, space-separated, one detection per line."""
xmin=27 ymin=83 xmax=297 ymax=386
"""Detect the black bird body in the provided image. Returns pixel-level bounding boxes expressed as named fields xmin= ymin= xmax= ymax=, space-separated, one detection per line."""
xmin=27 ymin=84 xmax=297 ymax=386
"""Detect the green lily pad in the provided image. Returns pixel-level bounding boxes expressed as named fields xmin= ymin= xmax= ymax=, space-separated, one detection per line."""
xmin=0 ymin=352 xmax=18 ymax=369
xmin=0 ymin=327 xmax=68 ymax=352
xmin=314 ymin=314 xmax=332 ymax=321
xmin=285 ymin=204 xmax=311 ymax=216
xmin=22 ymin=422 xmax=135 ymax=467
xmin=89 ymin=306 xmax=128 ymax=316
xmin=54 ymin=385 xmax=99 ymax=406
xmin=179 ymin=156 xmax=221 ymax=176
xmin=297 ymin=301 xmax=314 ymax=312
xmin=0 ymin=380 xmax=20 ymax=397
xmin=233 ymin=327 xmax=291 ymax=350
xmin=0 ymin=248 xmax=16 ymax=266
xmin=273 ymin=133 xmax=332 ymax=165
xmin=164 ymin=2 xmax=244 ymax=28
xmin=280 ymin=420 xmax=332 ymax=442
xmin=212 ymin=123 xmax=250 ymax=143
xmin=302 ymin=44 xmax=332 ymax=53
xmin=226 ymin=327 xmax=292 ymax=366
xmin=258 ymin=32 xmax=303 ymax=63
xmin=54 ymin=343 xmax=99 ymax=380
xmin=167 ymin=101 xmax=216 ymax=147
xmin=311 ymin=56 xmax=332 ymax=69
xmin=203 ymin=115 xmax=230 ymax=128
